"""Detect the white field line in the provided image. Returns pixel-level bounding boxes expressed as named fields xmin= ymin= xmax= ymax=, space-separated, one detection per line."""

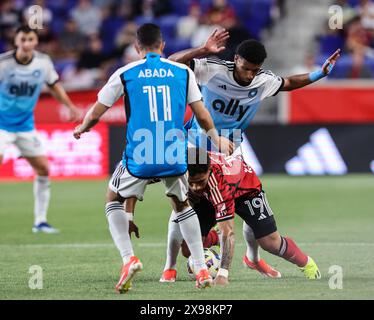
xmin=0 ymin=242 xmax=373 ymax=249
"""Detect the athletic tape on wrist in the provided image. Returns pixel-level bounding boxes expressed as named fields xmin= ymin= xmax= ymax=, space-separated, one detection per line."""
xmin=308 ymin=69 xmax=325 ymax=82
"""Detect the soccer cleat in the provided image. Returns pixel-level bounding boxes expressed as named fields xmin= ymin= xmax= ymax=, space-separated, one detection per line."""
xmin=32 ymin=222 xmax=60 ymax=234
xmin=195 ymin=269 xmax=213 ymax=289
xmin=299 ymin=256 xmax=321 ymax=280
xmin=159 ymin=269 xmax=177 ymax=283
xmin=243 ymin=255 xmax=281 ymax=278
xmin=115 ymin=256 xmax=143 ymax=293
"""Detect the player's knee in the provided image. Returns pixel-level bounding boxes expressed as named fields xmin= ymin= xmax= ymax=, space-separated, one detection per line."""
xmin=181 ymin=240 xmax=190 ymax=258
xmin=106 ymin=188 xmax=123 ymax=203
xmin=172 ymin=197 xmax=189 ymax=213
xmin=36 ymin=165 xmax=49 ymax=176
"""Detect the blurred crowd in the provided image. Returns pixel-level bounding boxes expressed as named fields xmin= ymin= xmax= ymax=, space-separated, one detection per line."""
xmin=0 ymin=0 xmax=287 ymax=89
xmin=316 ymin=0 xmax=374 ymax=78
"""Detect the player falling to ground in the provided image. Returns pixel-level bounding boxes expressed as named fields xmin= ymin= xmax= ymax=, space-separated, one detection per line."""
xmin=0 ymin=25 xmax=80 ymax=234
xmin=186 ymin=148 xmax=321 ymax=285
xmin=160 ymin=29 xmax=341 ymax=282
xmin=73 ymin=23 xmax=233 ymax=293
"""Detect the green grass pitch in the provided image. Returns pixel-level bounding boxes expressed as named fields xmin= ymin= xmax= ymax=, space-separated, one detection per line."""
xmin=0 ymin=175 xmax=373 ymax=300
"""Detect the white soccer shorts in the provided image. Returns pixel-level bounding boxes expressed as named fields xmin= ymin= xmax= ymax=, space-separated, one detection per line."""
xmin=0 ymin=129 xmax=46 ymax=157
xmin=109 ymin=163 xmax=188 ymax=202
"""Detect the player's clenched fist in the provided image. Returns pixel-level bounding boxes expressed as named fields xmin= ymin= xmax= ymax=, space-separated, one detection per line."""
xmin=73 ymin=125 xmax=86 ymax=139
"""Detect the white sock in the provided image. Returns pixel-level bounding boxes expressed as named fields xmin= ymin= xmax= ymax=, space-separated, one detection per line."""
xmin=105 ymin=202 xmax=134 ymax=264
xmin=176 ymin=207 xmax=206 ymax=273
xmin=163 ymin=211 xmax=183 ymax=271
xmin=33 ymin=176 xmax=50 ymax=225
xmin=243 ymin=222 xmax=260 ymax=262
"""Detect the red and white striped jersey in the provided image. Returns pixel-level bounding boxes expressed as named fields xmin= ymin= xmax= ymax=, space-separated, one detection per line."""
xmin=203 ymin=152 xmax=262 ymax=221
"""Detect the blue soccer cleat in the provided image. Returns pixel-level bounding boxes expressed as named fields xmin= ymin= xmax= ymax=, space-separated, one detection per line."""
xmin=32 ymin=222 xmax=60 ymax=234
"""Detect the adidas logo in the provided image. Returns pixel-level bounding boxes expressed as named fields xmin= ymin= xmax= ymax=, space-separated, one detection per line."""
xmin=218 ymin=84 xmax=227 ymax=90
xmin=258 ymin=213 xmax=267 ymax=221
xmin=285 ymin=128 xmax=347 ymax=175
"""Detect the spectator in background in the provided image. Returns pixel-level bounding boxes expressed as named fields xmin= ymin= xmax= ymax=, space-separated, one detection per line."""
xmin=77 ymin=34 xmax=108 ymax=69
xmin=291 ymin=52 xmax=321 ymax=75
xmin=35 ymin=24 xmax=57 ymax=56
xmin=203 ymin=0 xmax=236 ymax=30
xmin=345 ymin=16 xmax=374 ymax=57
xmin=71 ymin=0 xmax=102 ymax=36
xmin=59 ymin=19 xmax=86 ymax=59
xmin=356 ymin=0 xmax=374 ymax=31
xmin=0 ymin=0 xmax=22 ymax=41
xmin=60 ymin=34 xmax=107 ymax=90
xmin=114 ymin=21 xmax=138 ymax=56
xmin=99 ymin=4 xmax=124 ymax=55
xmin=134 ymin=0 xmax=172 ymax=18
xmin=177 ymin=2 xmax=201 ymax=40
xmin=199 ymin=0 xmax=252 ymax=61
xmin=344 ymin=16 xmax=374 ymax=78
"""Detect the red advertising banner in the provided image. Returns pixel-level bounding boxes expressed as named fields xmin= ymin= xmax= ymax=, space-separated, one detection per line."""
xmin=0 ymin=123 xmax=109 ymax=180
xmin=35 ymin=89 xmax=126 ymax=124
xmin=35 ymin=89 xmax=193 ymax=124
xmin=288 ymin=83 xmax=374 ymax=124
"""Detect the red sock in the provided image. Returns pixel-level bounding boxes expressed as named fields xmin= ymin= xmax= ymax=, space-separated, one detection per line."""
xmin=279 ymin=236 xmax=308 ymax=267
xmin=203 ymin=229 xmax=219 ymax=248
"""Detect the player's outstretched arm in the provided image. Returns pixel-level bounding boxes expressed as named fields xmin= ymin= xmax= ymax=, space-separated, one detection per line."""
xmin=189 ymin=99 xmax=234 ymax=155
xmin=73 ymin=101 xmax=109 ymax=139
xmin=281 ymin=49 xmax=341 ymax=91
xmin=168 ymin=29 xmax=229 ymax=65
xmin=49 ymin=82 xmax=80 ymax=121
xmin=215 ymin=219 xmax=235 ymax=286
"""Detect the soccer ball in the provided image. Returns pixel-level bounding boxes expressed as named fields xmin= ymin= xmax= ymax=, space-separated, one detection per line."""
xmin=187 ymin=248 xmax=221 ymax=279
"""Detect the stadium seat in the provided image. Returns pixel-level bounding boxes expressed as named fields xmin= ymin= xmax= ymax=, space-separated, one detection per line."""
xmin=170 ymin=0 xmax=190 ymax=16
xmin=319 ymin=34 xmax=345 ymax=55
xmin=164 ymin=38 xmax=191 ymax=58
xmin=54 ymin=58 xmax=76 ymax=75
xmin=158 ymin=14 xmax=180 ymax=39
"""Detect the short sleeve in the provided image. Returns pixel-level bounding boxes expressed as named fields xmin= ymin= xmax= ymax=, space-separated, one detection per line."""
xmin=260 ymin=71 xmax=284 ymax=99
xmin=97 ymin=69 xmax=124 ymax=107
xmin=186 ymin=68 xmax=202 ymax=104
xmin=45 ymin=56 xmax=59 ymax=86
xmin=208 ymin=173 xmax=235 ymax=222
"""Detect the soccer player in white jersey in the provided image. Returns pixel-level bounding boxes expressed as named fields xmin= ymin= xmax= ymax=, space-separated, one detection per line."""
xmin=0 ymin=26 xmax=79 ymax=234
xmin=159 ymin=29 xmax=340 ymax=283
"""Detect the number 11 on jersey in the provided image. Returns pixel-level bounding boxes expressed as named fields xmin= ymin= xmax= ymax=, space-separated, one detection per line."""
xmin=143 ymin=85 xmax=172 ymax=122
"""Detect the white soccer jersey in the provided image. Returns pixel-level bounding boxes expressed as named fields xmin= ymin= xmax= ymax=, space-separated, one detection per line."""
xmin=187 ymin=57 xmax=284 ymax=146
xmin=0 ymin=50 xmax=59 ymax=132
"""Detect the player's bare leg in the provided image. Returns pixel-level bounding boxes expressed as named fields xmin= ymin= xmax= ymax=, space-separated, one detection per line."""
xmin=242 ymin=222 xmax=281 ymax=278
xmin=168 ymin=196 xmax=212 ymax=288
xmin=257 ymin=231 xmax=321 ymax=279
xmin=0 ymin=154 xmax=3 ymax=164
xmin=26 ymin=156 xmax=58 ymax=234
xmin=105 ymin=189 xmax=142 ymax=293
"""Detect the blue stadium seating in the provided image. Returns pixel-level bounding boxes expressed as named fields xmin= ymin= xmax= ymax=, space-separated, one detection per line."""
xmin=319 ymin=34 xmax=345 ymax=55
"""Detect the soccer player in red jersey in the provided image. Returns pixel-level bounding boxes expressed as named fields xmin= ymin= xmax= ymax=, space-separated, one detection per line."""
xmin=184 ymin=148 xmax=321 ymax=285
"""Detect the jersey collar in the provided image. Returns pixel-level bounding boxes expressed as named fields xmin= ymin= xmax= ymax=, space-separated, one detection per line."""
xmin=13 ymin=50 xmax=34 ymax=65
xmin=145 ymin=52 xmax=161 ymax=59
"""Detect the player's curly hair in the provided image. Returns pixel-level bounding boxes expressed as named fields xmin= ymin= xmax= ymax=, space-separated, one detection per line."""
xmin=236 ymin=39 xmax=267 ymax=65
xmin=188 ymin=148 xmax=211 ymax=176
